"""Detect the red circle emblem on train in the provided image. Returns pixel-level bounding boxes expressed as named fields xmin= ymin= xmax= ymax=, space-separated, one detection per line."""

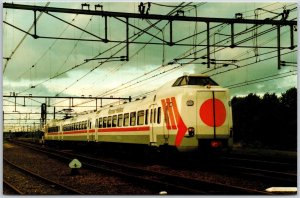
xmin=199 ymin=99 xmax=226 ymax=127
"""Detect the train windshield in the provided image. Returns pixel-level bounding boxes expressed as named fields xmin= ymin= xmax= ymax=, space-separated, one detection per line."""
xmin=173 ymin=76 xmax=218 ymax=86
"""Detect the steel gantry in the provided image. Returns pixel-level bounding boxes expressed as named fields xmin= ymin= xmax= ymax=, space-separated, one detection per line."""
xmin=3 ymin=3 xmax=297 ymax=70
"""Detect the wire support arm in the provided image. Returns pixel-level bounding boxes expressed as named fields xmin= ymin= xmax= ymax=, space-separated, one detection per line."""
xmin=45 ymin=12 xmax=106 ymax=42
xmin=113 ymin=16 xmax=168 ymax=44
xmin=3 ymin=3 xmax=297 ymax=26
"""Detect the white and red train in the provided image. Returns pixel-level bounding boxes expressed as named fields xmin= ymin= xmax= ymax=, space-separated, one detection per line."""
xmin=44 ymin=74 xmax=233 ymax=153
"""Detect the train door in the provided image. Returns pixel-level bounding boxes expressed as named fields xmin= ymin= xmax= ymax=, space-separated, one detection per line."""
xmin=95 ymin=118 xmax=98 ymax=142
xmin=149 ymin=104 xmax=158 ymax=146
xmin=87 ymin=119 xmax=93 ymax=142
xmin=196 ymin=91 xmax=230 ymax=138
xmin=59 ymin=123 xmax=63 ymax=141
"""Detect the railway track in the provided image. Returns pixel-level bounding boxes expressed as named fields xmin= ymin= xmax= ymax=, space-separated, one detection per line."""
xmin=215 ymin=155 xmax=297 ymax=186
xmin=3 ymin=158 xmax=84 ymax=195
xmin=3 ymin=180 xmax=24 ymax=195
xmin=11 ymin=140 xmax=272 ymax=195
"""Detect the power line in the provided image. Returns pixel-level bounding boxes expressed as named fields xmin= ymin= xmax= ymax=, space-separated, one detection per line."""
xmin=3 ymin=2 xmax=51 ymax=74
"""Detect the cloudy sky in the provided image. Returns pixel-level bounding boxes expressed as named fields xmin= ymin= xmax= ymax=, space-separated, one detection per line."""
xmin=2 ymin=1 xmax=298 ymax=130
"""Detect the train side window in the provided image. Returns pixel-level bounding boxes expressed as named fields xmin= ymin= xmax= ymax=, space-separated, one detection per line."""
xmin=96 ymin=119 xmax=98 ymax=128
xmin=145 ymin=109 xmax=149 ymax=125
xmin=118 ymin=114 xmax=123 ymax=127
xmin=173 ymin=77 xmax=183 ymax=86
xmin=103 ymin=117 xmax=107 ymax=128
xmin=137 ymin=110 xmax=144 ymax=125
xmin=99 ymin=118 xmax=103 ymax=128
xmin=107 ymin=116 xmax=112 ymax=127
xmin=181 ymin=76 xmax=188 ymax=85
xmin=157 ymin=107 xmax=161 ymax=124
xmin=84 ymin=121 xmax=87 ymax=129
xmin=154 ymin=108 xmax=157 ymax=123
xmin=130 ymin=112 xmax=136 ymax=126
xmin=123 ymin=113 xmax=129 ymax=126
xmin=112 ymin=115 xmax=117 ymax=127
xmin=150 ymin=109 xmax=153 ymax=123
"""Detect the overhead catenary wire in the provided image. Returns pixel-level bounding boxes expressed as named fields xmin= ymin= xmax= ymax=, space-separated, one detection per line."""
xmin=4 ymin=2 xmax=296 ymax=109
xmin=52 ymin=2 xmax=189 ymax=106
xmin=93 ymin=25 xmax=297 ymax=98
xmin=3 ymin=2 xmax=51 ymax=74
xmin=17 ymin=3 xmax=184 ymax=96
xmin=13 ymin=14 xmax=79 ymax=81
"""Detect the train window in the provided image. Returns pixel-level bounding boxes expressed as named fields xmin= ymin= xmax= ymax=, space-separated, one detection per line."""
xmin=154 ymin=108 xmax=157 ymax=123
xmin=137 ymin=110 xmax=144 ymax=125
xmin=112 ymin=115 xmax=117 ymax=127
xmin=145 ymin=109 xmax=149 ymax=125
xmin=188 ymin=76 xmax=218 ymax=86
xmin=181 ymin=76 xmax=188 ymax=85
xmin=117 ymin=114 xmax=123 ymax=127
xmin=107 ymin=116 xmax=112 ymax=127
xmin=84 ymin=122 xmax=87 ymax=129
xmin=173 ymin=77 xmax=183 ymax=86
xmin=173 ymin=76 xmax=219 ymax=86
xmin=123 ymin=113 xmax=129 ymax=126
xmin=103 ymin=117 xmax=107 ymax=128
xmin=130 ymin=112 xmax=136 ymax=126
xmin=96 ymin=119 xmax=98 ymax=128
xmin=99 ymin=118 xmax=103 ymax=128
xmin=157 ymin=107 xmax=161 ymax=124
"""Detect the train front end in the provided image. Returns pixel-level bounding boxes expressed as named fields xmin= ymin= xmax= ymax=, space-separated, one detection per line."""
xmin=171 ymin=75 xmax=233 ymax=153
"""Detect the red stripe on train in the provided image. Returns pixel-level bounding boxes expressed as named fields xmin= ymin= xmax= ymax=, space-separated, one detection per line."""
xmin=171 ymin=97 xmax=188 ymax=147
xmin=62 ymin=130 xmax=88 ymax=135
xmin=48 ymin=126 xmax=150 ymax=135
xmin=98 ymin=126 xmax=150 ymax=132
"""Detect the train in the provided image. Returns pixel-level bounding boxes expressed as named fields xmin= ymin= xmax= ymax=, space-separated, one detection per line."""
xmin=44 ymin=74 xmax=233 ymax=154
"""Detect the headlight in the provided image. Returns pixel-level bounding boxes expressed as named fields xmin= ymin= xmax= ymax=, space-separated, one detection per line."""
xmin=188 ymin=127 xmax=195 ymax=137
xmin=186 ymin=100 xmax=194 ymax=106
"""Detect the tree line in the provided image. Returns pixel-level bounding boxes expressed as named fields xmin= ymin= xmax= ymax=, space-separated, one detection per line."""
xmin=231 ymin=87 xmax=297 ymax=151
